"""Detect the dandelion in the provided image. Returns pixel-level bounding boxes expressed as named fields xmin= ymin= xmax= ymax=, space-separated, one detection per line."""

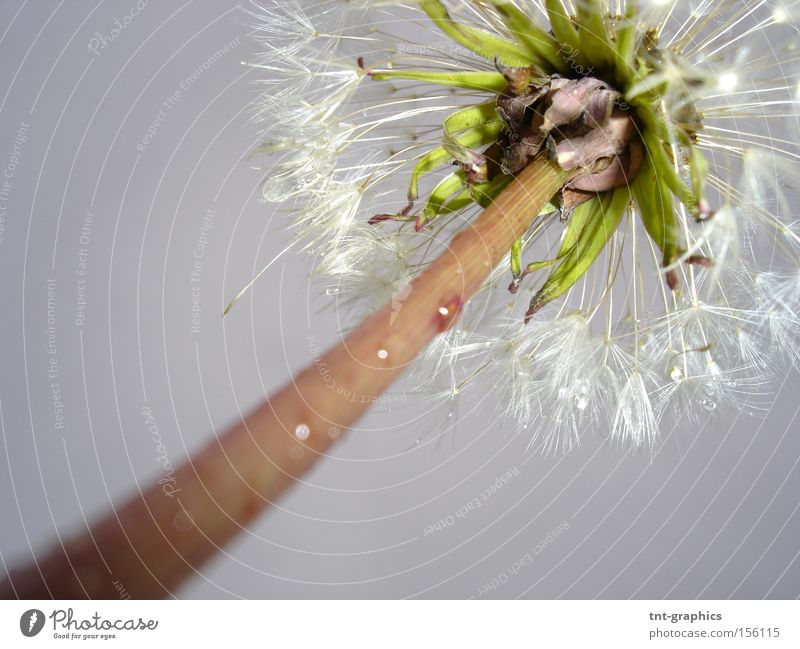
xmin=12 ymin=0 xmax=800 ymax=602
xmin=245 ymin=0 xmax=800 ymax=448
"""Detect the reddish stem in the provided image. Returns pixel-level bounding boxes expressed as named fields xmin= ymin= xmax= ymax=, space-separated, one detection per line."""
xmin=0 ymin=158 xmax=568 ymax=599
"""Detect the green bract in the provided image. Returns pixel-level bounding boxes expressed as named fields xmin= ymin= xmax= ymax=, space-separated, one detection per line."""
xmin=369 ymin=0 xmax=711 ymax=319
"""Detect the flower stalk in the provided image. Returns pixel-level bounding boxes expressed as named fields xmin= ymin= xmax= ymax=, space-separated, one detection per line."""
xmin=0 ymin=155 xmax=567 ymax=599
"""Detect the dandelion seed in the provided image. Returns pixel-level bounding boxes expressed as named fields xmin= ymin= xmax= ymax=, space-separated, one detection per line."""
xmin=613 ymin=370 xmax=657 ymax=447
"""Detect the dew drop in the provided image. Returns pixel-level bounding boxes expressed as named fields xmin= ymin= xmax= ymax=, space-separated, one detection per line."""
xmin=575 ymin=396 xmax=588 ymax=411
xmin=295 ymin=423 xmax=310 ymax=440
xmin=700 ymin=398 xmax=717 ymax=412
xmin=328 ymin=426 xmax=341 ymax=439
xmin=435 ymin=297 xmax=462 ymax=332
xmin=377 ymin=349 xmax=389 ymax=359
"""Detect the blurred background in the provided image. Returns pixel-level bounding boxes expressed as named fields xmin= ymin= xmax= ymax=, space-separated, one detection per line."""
xmin=0 ymin=0 xmax=797 ymax=599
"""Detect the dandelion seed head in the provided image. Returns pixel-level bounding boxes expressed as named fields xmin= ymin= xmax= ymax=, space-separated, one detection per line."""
xmin=241 ymin=0 xmax=800 ymax=449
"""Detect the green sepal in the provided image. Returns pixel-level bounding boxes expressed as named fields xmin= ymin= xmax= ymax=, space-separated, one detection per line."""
xmin=615 ymin=2 xmax=638 ymax=62
xmin=444 ymin=103 xmax=500 ymax=137
xmin=420 ymin=170 xmax=519 ymax=228
xmin=471 ymin=174 xmax=514 ymax=208
xmin=487 ymin=1 xmax=565 ymax=73
xmin=436 ymin=187 xmax=479 ymax=215
xmin=539 ymin=201 xmax=558 ymax=215
xmin=529 ymin=187 xmax=629 ymax=315
xmin=409 ymin=120 xmax=503 ymax=200
xmin=544 ymin=0 xmax=584 ymax=66
xmin=370 ymin=70 xmax=508 ymax=93
xmin=632 ymin=102 xmax=670 ymax=142
xmin=523 ymin=258 xmax=560 ymax=275
xmin=437 ymin=174 xmax=515 ymax=215
xmin=641 ymin=129 xmax=697 ymax=215
xmin=631 ymin=157 xmax=681 ymax=266
xmin=421 ymin=171 xmax=469 ymax=227
xmin=689 ymin=147 xmax=709 ymax=215
xmin=517 ymin=200 xmax=586 ymax=282
xmin=576 ymin=0 xmax=614 ymax=71
xmin=612 ymin=1 xmax=639 ymax=87
xmin=419 ymin=0 xmax=534 ymax=66
xmin=624 ymin=59 xmax=668 ymax=103
xmin=511 ymin=237 xmax=523 ymax=280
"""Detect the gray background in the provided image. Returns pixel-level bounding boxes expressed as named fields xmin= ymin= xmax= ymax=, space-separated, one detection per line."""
xmin=0 ymin=0 xmax=797 ymax=599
